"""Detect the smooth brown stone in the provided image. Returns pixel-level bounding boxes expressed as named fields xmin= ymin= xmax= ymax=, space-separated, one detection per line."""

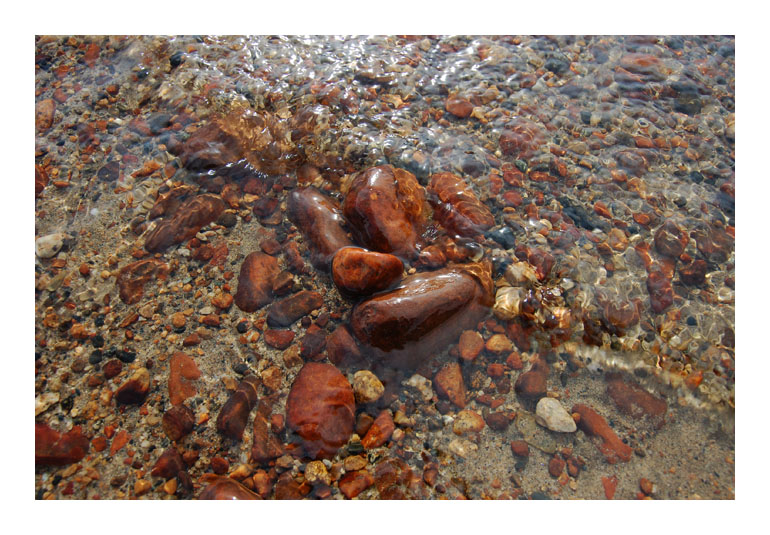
xmin=274 ymin=471 xmax=311 ymax=500
xmin=145 ymin=194 xmax=224 ymax=253
xmin=485 ymin=411 xmax=513 ymax=431
xmin=606 ymin=373 xmax=667 ymax=425
xmin=434 ymin=362 xmax=466 ymax=408
xmin=300 ymin=325 xmax=327 ymax=360
xmin=692 ymin=224 xmax=732 ymax=263
xmin=602 ymin=299 xmax=639 ymax=332
xmin=115 ymin=367 xmax=150 ymax=405
xmin=216 ymin=375 xmax=260 ymax=441
xmin=266 ymin=290 xmax=323 ymax=327
xmin=499 ymin=118 xmax=543 ymax=160
xmin=115 ymin=259 xmax=169 ymax=305
xmin=646 ymin=270 xmax=674 ymax=313
xmin=174 ymin=111 xmax=257 ymax=172
xmin=332 ymin=247 xmax=403 ymax=297
xmin=326 ymin=325 xmax=363 ymax=367
xmin=349 ymin=263 xmax=494 ymax=368
xmin=445 ymin=96 xmax=474 ymax=118
xmin=361 ymin=410 xmax=395 ymax=449
xmin=514 ymin=358 xmax=549 ymax=400
xmin=287 ymin=187 xmax=353 ymax=270
xmin=168 ymin=352 xmax=201 ymax=406
xmin=548 ymin=457 xmax=566 ymax=477
xmin=234 ymin=252 xmax=279 ymax=313
xmin=510 ymin=440 xmax=529 ymax=458
xmin=339 ymin=470 xmax=374 ymax=499
xmin=35 ymin=423 xmax=89 ymax=466
xmin=286 ymin=362 xmax=355 ymax=459
xmin=342 ymin=165 xmax=427 ymax=258
xmin=458 ymin=330 xmax=484 ymax=362
xmin=679 ymin=258 xmax=708 ymax=286
xmin=150 ymin=447 xmax=185 ymax=479
xmin=251 ymin=401 xmax=284 ymax=464
xmin=263 ymin=329 xmax=295 ymax=349
xmin=102 ymin=358 xmax=123 ymax=379
xmin=654 ymin=220 xmax=689 ymax=258
xmin=35 ymin=164 xmax=49 ymax=198
xmin=198 ymin=476 xmax=260 ymax=500
xmin=572 ymin=403 xmax=632 ymax=464
xmin=374 ymin=457 xmax=419 ymax=500
xmin=427 ymin=172 xmax=494 ymax=238
xmin=161 ymin=405 xmax=195 ymax=442
xmin=36 ymin=98 xmax=56 ymax=131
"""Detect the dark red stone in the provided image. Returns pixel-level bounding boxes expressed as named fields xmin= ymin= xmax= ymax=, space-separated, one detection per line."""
xmin=332 ymin=247 xmax=403 ymax=297
xmin=35 ymin=423 xmax=89 ymax=466
xmin=572 ymin=403 xmax=632 ymax=464
xmin=161 ymin=405 xmax=195 ymax=442
xmin=35 ymin=164 xmax=49 ymax=198
xmin=606 ymin=373 xmax=667 ymax=425
xmin=150 ymin=447 xmax=185 ymax=479
xmin=168 ymin=352 xmax=201 ymax=406
xmin=300 ymin=324 xmax=327 ymax=360
xmin=339 ymin=470 xmax=374 ymax=499
xmin=234 ymin=252 xmax=279 ymax=313
xmin=115 ymin=259 xmax=170 ymax=305
xmin=679 ymin=258 xmax=708 ymax=286
xmin=263 ymin=329 xmax=295 ymax=349
xmin=349 ymin=263 xmax=494 ymax=368
xmin=144 ymin=194 xmax=224 ymax=253
xmin=266 ymin=290 xmax=323 ymax=327
xmin=342 ymin=165 xmax=427 ymax=258
xmin=499 ymin=118 xmax=544 ymax=160
xmin=445 ymin=96 xmax=474 ymax=118
xmin=514 ymin=358 xmax=549 ymax=400
xmin=654 ymin=220 xmax=689 ymax=258
xmin=287 ymin=187 xmax=353 ymax=270
xmin=198 ymin=476 xmax=260 ymax=500
xmin=427 ymin=172 xmax=494 ymax=238
xmin=361 ymin=410 xmax=395 ymax=449
xmin=286 ymin=362 xmax=355 ymax=459
xmin=326 ymin=325 xmax=363 ymax=367
xmin=646 ymin=270 xmax=674 ymax=313
xmin=216 ymin=375 xmax=260 ymax=441
xmin=251 ymin=401 xmax=284 ymax=464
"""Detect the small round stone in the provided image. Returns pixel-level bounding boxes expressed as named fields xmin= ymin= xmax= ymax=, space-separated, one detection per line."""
xmin=352 ymin=370 xmax=384 ymax=404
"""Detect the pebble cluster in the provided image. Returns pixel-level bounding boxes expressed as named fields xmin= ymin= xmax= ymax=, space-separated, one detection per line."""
xmin=35 ymin=35 xmax=734 ymax=500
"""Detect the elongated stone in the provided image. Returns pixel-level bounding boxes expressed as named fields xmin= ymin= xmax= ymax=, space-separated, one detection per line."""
xmin=251 ymin=401 xmax=284 ymax=464
xmin=342 ymin=165 xmax=427 ymax=258
xmin=168 ymin=352 xmax=201 ymax=406
xmin=145 ymin=194 xmax=224 ymax=253
xmin=287 ymin=187 xmax=353 ymax=269
xmin=350 ymin=262 xmax=493 ymax=368
xmin=286 ymin=362 xmax=355 ymax=459
xmin=266 ymin=290 xmax=323 ymax=327
xmin=332 ymin=247 xmax=403 ymax=297
xmin=572 ymin=403 xmax=632 ymax=464
xmin=427 ymin=172 xmax=494 ymax=238
xmin=234 ymin=252 xmax=279 ymax=313
xmin=216 ymin=375 xmax=260 ymax=441
xmin=198 ymin=476 xmax=260 ymax=500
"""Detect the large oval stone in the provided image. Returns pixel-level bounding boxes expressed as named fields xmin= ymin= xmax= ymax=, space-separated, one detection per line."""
xmin=234 ymin=252 xmax=279 ymax=313
xmin=288 ymin=187 xmax=353 ymax=270
xmin=286 ymin=362 xmax=355 ymax=459
xmin=332 ymin=247 xmax=403 ymax=297
xmin=350 ymin=262 xmax=493 ymax=368
xmin=427 ymin=172 xmax=494 ymax=238
xmin=342 ymin=165 xmax=427 ymax=258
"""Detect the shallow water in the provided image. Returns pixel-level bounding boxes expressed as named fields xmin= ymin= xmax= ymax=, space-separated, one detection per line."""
xmin=35 ymin=35 xmax=734 ymax=500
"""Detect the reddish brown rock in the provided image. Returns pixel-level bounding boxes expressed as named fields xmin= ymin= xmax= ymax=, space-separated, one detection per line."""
xmin=620 ymin=53 xmax=666 ymax=79
xmin=692 ymin=223 xmax=732 ymax=263
xmin=572 ymin=404 xmax=632 ymax=464
xmin=35 ymin=164 xmax=49 ymax=198
xmin=274 ymin=471 xmax=311 ymax=500
xmin=35 ymin=423 xmax=89 ymax=466
xmin=332 ymin=247 xmax=403 ymax=297
xmin=361 ymin=410 xmax=395 ymax=449
xmin=602 ymin=299 xmax=639 ymax=333
xmin=198 ymin=476 xmax=260 ymax=500
xmin=263 ymin=329 xmax=295 ymax=350
xmin=102 ymin=359 xmax=123 ymax=379
xmin=606 ymin=373 xmax=667 ymax=425
xmin=168 ymin=352 xmax=201 ymax=406
xmin=548 ymin=456 xmax=565 ymax=477
xmin=266 ymin=290 xmax=323 ymax=327
xmin=287 ymin=187 xmax=354 ymax=269
xmin=646 ymin=270 xmax=674 ymax=313
xmin=36 ymin=99 xmax=56 ymax=131
xmin=116 ymin=259 xmax=170 ymax=305
xmin=514 ymin=358 xmax=549 ymax=400
xmin=342 ymin=164 xmax=427 ymax=258
xmin=150 ymin=447 xmax=185 ymax=479
xmin=145 ymin=194 xmax=225 ymax=253
xmin=300 ymin=325 xmax=327 ymax=360
xmin=499 ymin=118 xmax=544 ymax=160
xmin=485 ymin=411 xmax=513 ymax=431
xmin=286 ymin=362 xmax=355 ymax=459
xmin=162 ymin=405 xmax=195 ymax=442
xmin=510 ymin=440 xmax=529 ymax=458
xmin=115 ymin=367 xmax=151 ymax=405
xmin=602 ymin=475 xmax=619 ymax=500
xmin=679 ymin=258 xmax=708 ymax=286
xmin=174 ymin=109 xmax=260 ymax=172
xmin=339 ymin=470 xmax=374 ymax=499
xmin=445 ymin=96 xmax=474 ymax=118
xmin=216 ymin=375 xmax=260 ymax=441
xmin=434 ymin=362 xmax=466 ymax=408
xmin=374 ymin=457 xmax=421 ymax=500
xmin=234 ymin=252 xmax=279 ymax=313
xmin=458 ymin=330 xmax=485 ymax=362
xmin=427 ymin=172 xmax=494 ymax=238
xmin=326 ymin=325 xmax=363 ymax=367
xmin=349 ymin=263 xmax=494 ymax=368
xmin=251 ymin=401 xmax=284 ymax=464
xmin=654 ymin=220 xmax=689 ymax=258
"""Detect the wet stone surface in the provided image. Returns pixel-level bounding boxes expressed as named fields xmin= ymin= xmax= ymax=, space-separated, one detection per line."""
xmin=35 ymin=35 xmax=734 ymax=501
